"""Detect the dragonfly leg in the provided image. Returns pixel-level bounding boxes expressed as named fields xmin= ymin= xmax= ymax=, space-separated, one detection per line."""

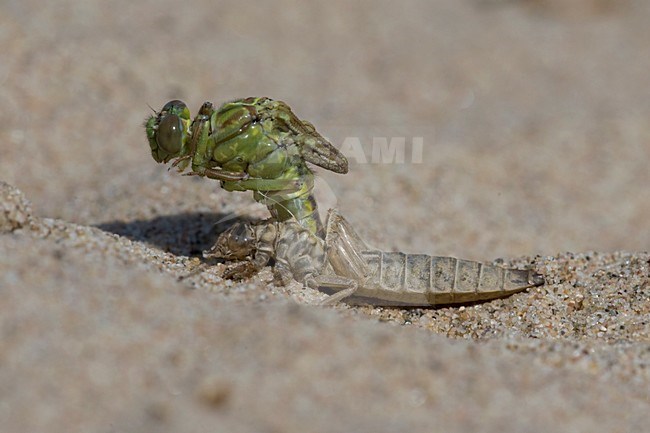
xmin=186 ymin=166 xmax=249 ymax=181
xmin=222 ymin=178 xmax=301 ymax=192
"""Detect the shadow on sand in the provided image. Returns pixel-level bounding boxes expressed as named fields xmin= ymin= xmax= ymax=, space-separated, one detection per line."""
xmin=96 ymin=212 xmax=257 ymax=257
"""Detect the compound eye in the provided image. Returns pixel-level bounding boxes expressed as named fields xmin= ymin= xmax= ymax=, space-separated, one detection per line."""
xmin=230 ymin=224 xmax=252 ymax=244
xmin=162 ymin=100 xmax=187 ymax=113
xmin=227 ymin=224 xmax=255 ymax=255
xmin=156 ymin=114 xmax=183 ymax=154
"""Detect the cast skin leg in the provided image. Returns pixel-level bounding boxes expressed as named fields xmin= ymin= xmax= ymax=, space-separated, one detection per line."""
xmin=273 ymin=262 xmax=294 ymax=286
xmin=305 ymin=274 xmax=359 ymax=305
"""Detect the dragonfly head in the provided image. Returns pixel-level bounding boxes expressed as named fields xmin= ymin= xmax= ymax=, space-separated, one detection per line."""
xmin=145 ymin=100 xmax=191 ymax=164
xmin=204 ymin=222 xmax=257 ymax=260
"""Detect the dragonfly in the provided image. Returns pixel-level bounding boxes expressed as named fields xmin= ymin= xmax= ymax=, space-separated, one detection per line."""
xmin=145 ymin=97 xmax=348 ymax=236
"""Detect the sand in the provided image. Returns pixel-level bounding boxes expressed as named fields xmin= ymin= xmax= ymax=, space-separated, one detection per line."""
xmin=1 ymin=1 xmax=649 ymax=432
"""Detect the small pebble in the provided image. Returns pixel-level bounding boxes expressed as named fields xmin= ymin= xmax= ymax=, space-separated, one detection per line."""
xmin=0 ymin=181 xmax=33 ymax=232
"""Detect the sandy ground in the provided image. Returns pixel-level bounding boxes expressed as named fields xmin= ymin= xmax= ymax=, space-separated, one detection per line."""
xmin=1 ymin=1 xmax=649 ymax=432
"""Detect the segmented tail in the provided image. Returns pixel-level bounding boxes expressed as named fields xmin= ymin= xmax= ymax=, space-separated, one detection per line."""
xmin=358 ymin=252 xmax=543 ymax=305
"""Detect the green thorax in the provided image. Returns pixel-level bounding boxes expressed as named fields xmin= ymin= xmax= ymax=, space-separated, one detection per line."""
xmin=192 ymin=98 xmax=323 ymax=235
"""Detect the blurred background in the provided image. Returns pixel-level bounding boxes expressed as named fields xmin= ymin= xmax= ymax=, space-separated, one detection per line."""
xmin=1 ymin=0 xmax=648 ymax=259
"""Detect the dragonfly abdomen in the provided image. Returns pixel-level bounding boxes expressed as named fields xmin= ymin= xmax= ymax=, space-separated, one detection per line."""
xmin=254 ymin=177 xmax=323 ymax=237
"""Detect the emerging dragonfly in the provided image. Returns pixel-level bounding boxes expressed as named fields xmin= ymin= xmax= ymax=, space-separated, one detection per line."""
xmin=206 ymin=209 xmax=544 ymax=306
xmin=145 ymin=97 xmax=348 ymax=235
